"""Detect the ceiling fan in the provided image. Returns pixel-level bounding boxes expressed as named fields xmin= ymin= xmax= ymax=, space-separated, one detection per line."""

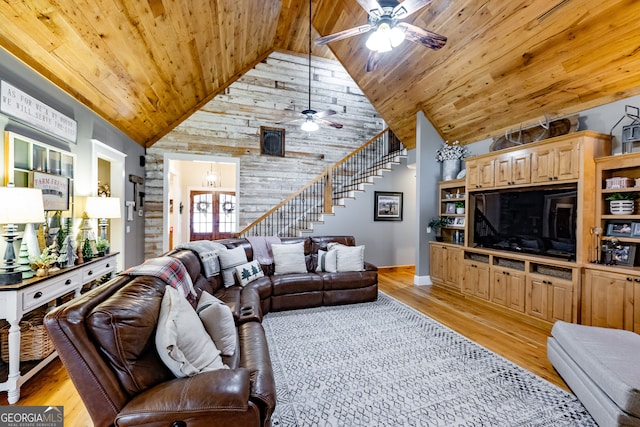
xmin=276 ymin=0 xmax=343 ymax=132
xmin=315 ymin=0 xmax=447 ymax=72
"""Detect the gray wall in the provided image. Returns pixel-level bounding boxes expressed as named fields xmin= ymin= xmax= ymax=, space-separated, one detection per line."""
xmin=309 ymin=157 xmax=416 ymax=267
xmin=0 ymin=48 xmax=146 ymax=269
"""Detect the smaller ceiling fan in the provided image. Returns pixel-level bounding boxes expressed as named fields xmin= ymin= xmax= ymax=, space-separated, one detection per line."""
xmin=276 ymin=0 xmax=343 ymax=131
xmin=315 ymin=0 xmax=447 ymax=72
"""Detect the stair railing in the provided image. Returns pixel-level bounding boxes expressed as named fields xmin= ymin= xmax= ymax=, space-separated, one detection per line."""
xmin=238 ymin=128 xmax=405 ymax=237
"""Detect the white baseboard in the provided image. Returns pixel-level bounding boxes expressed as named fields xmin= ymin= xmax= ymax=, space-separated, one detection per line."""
xmin=414 ymin=275 xmax=432 ymax=286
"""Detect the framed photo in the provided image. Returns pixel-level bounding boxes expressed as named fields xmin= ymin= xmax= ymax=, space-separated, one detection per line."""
xmin=631 ymin=222 xmax=640 ymax=237
xmin=445 ymin=203 xmax=455 ymax=214
xmin=29 ymin=171 xmax=70 ymax=211
xmin=613 ymin=244 xmax=636 ymax=266
xmin=374 ymin=191 xmax=403 ymax=221
xmin=260 ymin=126 xmax=285 ymax=157
xmin=454 ymin=217 xmax=465 ymax=227
xmin=605 ymin=220 xmax=634 ymax=237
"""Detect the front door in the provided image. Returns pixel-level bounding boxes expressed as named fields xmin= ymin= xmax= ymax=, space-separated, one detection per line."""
xmin=190 ymin=191 xmax=236 ymax=241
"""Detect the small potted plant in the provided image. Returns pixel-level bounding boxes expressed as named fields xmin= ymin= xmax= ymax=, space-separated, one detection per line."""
xmin=454 ymin=201 xmax=465 ymax=214
xmin=95 ymin=238 xmax=110 ymax=257
xmin=428 ymin=217 xmax=449 ymax=242
xmin=29 ymin=244 xmax=58 ymax=277
xmin=606 ymin=192 xmax=637 ymax=214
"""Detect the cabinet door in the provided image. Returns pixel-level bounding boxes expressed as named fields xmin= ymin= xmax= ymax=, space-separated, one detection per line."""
xmin=554 ymin=141 xmax=579 ymax=181
xmin=585 ymin=270 xmax=632 ymax=330
xmin=526 ymin=277 xmax=549 ymax=321
xmin=462 ymin=262 xmax=477 ymax=295
xmin=429 ymin=244 xmax=445 ymax=283
xmin=507 ymin=271 xmax=526 ymax=313
xmin=635 ymin=280 xmax=640 ymax=333
xmin=531 ymin=147 xmax=555 ymax=183
xmin=490 ymin=268 xmax=509 ymax=307
xmin=466 ymin=161 xmax=480 ymax=189
xmin=511 ymin=152 xmax=531 ymax=185
xmin=478 ymin=159 xmax=495 ymax=189
xmin=494 ymin=156 xmax=512 ymax=188
xmin=476 ymin=264 xmax=490 ymax=300
xmin=549 ymin=280 xmax=573 ymax=322
xmin=444 ymin=248 xmax=462 ymax=290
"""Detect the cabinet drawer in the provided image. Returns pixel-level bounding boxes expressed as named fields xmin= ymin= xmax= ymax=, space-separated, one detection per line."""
xmin=22 ymin=271 xmax=82 ymax=311
xmin=82 ymin=257 xmax=116 ymax=282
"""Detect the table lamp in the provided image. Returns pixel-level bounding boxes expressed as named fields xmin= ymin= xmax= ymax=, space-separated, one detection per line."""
xmin=84 ymin=196 xmax=121 ymax=240
xmin=0 ymin=187 xmax=45 ymax=285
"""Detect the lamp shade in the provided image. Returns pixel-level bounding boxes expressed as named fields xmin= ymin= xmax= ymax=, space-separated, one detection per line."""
xmin=0 ymin=187 xmax=44 ymax=224
xmin=85 ymin=197 xmax=121 ymax=219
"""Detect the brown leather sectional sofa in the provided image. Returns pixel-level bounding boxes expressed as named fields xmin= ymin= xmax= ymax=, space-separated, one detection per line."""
xmin=44 ymin=235 xmax=377 ymax=427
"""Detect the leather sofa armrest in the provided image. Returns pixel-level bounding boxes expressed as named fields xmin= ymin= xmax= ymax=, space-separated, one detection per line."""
xmin=364 ymin=261 xmax=378 ymax=272
xmin=116 ymin=369 xmax=258 ymax=426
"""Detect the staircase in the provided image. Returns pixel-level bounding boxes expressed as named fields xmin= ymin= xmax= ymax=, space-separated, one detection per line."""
xmin=238 ymin=128 xmax=406 ymax=238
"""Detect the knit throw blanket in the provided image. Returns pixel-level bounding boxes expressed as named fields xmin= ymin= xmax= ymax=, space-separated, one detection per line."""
xmin=176 ymin=240 xmax=227 ymax=277
xmin=123 ymin=256 xmax=197 ymax=306
xmin=247 ymin=236 xmax=281 ymax=265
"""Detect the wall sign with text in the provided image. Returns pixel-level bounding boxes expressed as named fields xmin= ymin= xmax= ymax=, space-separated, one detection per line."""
xmin=1 ymin=81 xmax=77 ymax=144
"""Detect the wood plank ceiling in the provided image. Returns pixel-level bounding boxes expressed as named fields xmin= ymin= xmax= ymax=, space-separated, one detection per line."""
xmin=0 ymin=0 xmax=639 ymax=149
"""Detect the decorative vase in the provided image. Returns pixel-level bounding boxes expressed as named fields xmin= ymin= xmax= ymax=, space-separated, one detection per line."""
xmin=36 ymin=268 xmax=48 ymax=277
xmin=609 ymin=200 xmax=634 ymax=214
xmin=456 ymin=207 xmax=465 ymax=214
xmin=441 ymin=159 xmax=461 ymax=181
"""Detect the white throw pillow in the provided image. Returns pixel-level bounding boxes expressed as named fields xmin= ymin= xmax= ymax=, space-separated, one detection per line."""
xmin=217 ymin=246 xmax=248 ymax=287
xmin=316 ymin=249 xmax=338 ymax=273
xmin=336 ymin=245 xmax=365 ymax=272
xmin=234 ymin=260 xmax=264 ymax=286
xmin=196 ymin=291 xmax=237 ymax=356
xmin=155 ymin=287 xmax=226 ymax=378
xmin=272 ymin=242 xmax=308 ymax=275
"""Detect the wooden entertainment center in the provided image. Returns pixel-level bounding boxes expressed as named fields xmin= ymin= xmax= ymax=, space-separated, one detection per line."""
xmin=430 ymin=130 xmax=640 ymax=332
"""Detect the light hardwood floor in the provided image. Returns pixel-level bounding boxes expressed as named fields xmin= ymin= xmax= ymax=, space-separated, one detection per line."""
xmin=8 ymin=266 xmax=569 ymax=425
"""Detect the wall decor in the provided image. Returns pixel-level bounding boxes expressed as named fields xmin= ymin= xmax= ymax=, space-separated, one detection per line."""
xmin=605 ymin=220 xmax=633 ymax=237
xmin=1 ymin=81 xmax=77 ymax=144
xmin=374 ymin=191 xmax=403 ymax=221
xmin=29 ymin=171 xmax=70 ymax=211
xmin=260 ymin=126 xmax=285 ymax=157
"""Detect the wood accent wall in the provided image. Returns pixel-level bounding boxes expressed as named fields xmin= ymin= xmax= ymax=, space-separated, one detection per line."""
xmin=144 ymin=51 xmax=383 ymax=257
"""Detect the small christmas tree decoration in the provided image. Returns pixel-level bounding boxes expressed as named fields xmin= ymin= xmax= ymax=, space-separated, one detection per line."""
xmin=18 ymin=240 xmax=34 ymax=279
xmin=58 ymin=235 xmax=78 ymax=268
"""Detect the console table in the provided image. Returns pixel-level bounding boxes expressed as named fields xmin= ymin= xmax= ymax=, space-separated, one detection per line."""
xmin=0 ymin=253 xmax=118 ymax=404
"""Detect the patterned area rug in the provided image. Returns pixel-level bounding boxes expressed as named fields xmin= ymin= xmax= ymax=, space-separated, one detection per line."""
xmin=263 ymin=292 xmax=595 ymax=427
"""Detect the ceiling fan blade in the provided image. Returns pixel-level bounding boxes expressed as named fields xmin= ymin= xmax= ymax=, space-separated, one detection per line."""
xmin=355 ymin=0 xmax=384 ymax=17
xmin=392 ymin=0 xmax=432 ymax=19
xmin=314 ymin=109 xmax=337 ymax=119
xmin=398 ymin=22 xmax=447 ymax=50
xmin=315 ymin=24 xmax=373 ymax=45
xmin=316 ymin=118 xmax=344 ymax=129
xmin=275 ymin=116 xmax=306 ymax=125
xmin=365 ymin=50 xmax=381 ymax=72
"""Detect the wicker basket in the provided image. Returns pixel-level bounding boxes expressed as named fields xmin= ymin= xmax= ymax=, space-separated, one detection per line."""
xmin=0 ymin=308 xmax=55 ymax=363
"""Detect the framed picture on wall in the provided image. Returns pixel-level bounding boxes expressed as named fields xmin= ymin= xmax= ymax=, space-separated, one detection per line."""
xmin=29 ymin=171 xmax=70 ymax=211
xmin=260 ymin=126 xmax=285 ymax=157
xmin=374 ymin=191 xmax=403 ymax=221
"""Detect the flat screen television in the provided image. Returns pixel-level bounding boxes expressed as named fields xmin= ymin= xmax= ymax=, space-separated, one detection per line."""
xmin=471 ymin=185 xmax=578 ymax=260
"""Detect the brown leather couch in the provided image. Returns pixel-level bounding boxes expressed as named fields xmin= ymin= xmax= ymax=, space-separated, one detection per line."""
xmin=44 ymin=235 xmax=377 ymax=427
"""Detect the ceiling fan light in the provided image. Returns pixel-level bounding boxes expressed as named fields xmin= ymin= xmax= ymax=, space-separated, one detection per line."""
xmin=389 ymin=26 xmax=406 ymax=47
xmin=366 ymin=24 xmax=393 ymax=53
xmin=301 ymin=119 xmax=319 ymax=132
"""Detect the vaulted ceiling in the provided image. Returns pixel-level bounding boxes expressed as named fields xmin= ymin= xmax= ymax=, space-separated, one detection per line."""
xmin=1 ymin=0 xmax=639 ymax=149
